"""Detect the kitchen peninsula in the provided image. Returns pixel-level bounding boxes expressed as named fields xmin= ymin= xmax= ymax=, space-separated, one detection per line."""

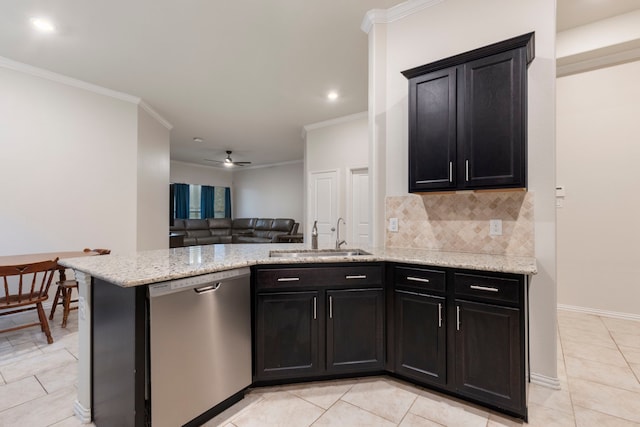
xmin=60 ymin=243 xmax=537 ymax=427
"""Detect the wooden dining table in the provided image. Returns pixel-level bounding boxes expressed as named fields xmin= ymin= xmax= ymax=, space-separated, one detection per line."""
xmin=0 ymin=250 xmax=100 ymax=283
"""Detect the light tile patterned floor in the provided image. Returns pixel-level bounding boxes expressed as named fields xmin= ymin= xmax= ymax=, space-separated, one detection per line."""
xmin=0 ymin=309 xmax=639 ymax=426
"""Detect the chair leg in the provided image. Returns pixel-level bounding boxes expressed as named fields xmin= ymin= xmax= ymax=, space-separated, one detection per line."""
xmin=37 ymin=302 xmax=54 ymax=344
xmin=62 ymin=287 xmax=73 ymax=328
xmin=49 ymin=286 xmax=62 ymax=320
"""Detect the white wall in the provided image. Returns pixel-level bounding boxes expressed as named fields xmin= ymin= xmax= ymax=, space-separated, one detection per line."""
xmin=557 ymin=60 xmax=640 ymax=318
xmin=304 ymin=112 xmax=369 ymax=239
xmin=233 ymin=162 xmax=304 ymax=225
xmin=137 ymin=106 xmax=171 ymax=250
xmin=367 ymin=0 xmax=558 ymax=384
xmin=170 ymin=160 xmax=233 ymax=188
xmin=0 ymin=66 xmax=139 ymax=255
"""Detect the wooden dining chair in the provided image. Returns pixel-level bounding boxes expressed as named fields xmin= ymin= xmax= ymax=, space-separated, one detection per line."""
xmin=49 ymin=248 xmax=111 ymax=328
xmin=0 ymin=258 xmax=59 ymax=344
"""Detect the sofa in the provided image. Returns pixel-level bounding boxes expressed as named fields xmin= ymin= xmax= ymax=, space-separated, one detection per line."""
xmin=170 ymin=218 xmax=298 ymax=246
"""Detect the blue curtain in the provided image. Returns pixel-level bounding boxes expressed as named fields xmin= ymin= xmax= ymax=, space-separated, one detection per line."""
xmin=174 ymin=183 xmax=190 ymax=219
xmin=224 ymin=187 xmax=232 ymax=218
xmin=201 ymin=185 xmax=215 ymax=219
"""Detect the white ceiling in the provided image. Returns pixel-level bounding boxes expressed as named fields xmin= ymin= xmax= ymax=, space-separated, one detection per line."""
xmin=1 ymin=1 xmax=638 ymax=168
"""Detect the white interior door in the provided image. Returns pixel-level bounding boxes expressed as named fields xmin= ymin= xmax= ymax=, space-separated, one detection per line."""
xmin=350 ymin=168 xmax=370 ymax=247
xmin=309 ymin=170 xmax=338 ymax=249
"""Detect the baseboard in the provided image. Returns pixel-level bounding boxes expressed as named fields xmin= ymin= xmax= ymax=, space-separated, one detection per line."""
xmin=558 ymin=304 xmax=640 ymax=322
xmin=530 ymin=372 xmax=561 ymax=390
xmin=73 ymin=399 xmax=92 ymax=424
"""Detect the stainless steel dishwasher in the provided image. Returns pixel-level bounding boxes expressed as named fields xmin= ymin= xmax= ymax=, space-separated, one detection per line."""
xmin=148 ymin=267 xmax=251 ymax=427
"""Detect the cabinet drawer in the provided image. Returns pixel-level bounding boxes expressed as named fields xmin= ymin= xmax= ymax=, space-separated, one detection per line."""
xmin=255 ymin=265 xmax=383 ymax=290
xmin=454 ymin=272 xmax=521 ymax=304
xmin=394 ymin=266 xmax=446 ymax=294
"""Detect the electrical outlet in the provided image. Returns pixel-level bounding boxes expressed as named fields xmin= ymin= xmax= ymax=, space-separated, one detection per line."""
xmin=489 ymin=219 xmax=502 ymax=236
xmin=389 ymin=217 xmax=399 ymax=232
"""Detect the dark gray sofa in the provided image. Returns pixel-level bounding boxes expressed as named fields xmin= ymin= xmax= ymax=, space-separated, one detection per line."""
xmin=170 ymin=218 xmax=297 ymax=246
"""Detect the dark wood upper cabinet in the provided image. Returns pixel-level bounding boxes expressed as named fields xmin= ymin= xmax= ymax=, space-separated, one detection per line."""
xmin=403 ymin=32 xmax=534 ymax=193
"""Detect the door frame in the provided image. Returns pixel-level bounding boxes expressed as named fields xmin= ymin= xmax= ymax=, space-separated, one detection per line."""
xmin=307 ymin=169 xmax=340 ymax=244
xmin=346 ymin=166 xmax=369 ymax=247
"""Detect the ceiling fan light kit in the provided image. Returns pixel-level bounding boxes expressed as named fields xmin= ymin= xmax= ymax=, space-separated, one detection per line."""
xmin=205 ymin=150 xmax=251 ymax=167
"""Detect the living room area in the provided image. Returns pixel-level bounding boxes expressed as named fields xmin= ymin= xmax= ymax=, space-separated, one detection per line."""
xmin=170 ymin=158 xmax=305 ymax=246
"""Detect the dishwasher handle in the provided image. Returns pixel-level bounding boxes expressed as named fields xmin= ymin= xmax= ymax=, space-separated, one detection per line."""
xmin=193 ymin=283 xmax=221 ymax=294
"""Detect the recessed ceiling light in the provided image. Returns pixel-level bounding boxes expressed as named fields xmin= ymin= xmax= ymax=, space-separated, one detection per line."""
xmin=193 ymin=137 xmax=204 ymax=143
xmin=31 ymin=17 xmax=56 ymax=33
xmin=327 ymin=91 xmax=339 ymax=101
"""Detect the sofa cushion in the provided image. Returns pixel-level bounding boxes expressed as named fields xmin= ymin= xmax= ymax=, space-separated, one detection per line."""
xmin=233 ymin=235 xmax=272 ymax=244
xmin=253 ymin=218 xmax=274 ymax=238
xmin=232 ymin=218 xmax=256 ymax=235
xmin=170 ymin=219 xmax=186 ymax=232
xmin=271 ymin=218 xmax=295 ymax=233
xmin=208 ymin=218 xmax=232 ymax=236
xmin=184 ymin=219 xmax=211 ymax=238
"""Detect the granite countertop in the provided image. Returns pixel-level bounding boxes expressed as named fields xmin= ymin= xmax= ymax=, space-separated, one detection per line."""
xmin=58 ymin=243 xmax=538 ymax=288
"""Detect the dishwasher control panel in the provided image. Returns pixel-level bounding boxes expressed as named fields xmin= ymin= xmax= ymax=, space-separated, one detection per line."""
xmin=148 ymin=267 xmax=250 ymax=297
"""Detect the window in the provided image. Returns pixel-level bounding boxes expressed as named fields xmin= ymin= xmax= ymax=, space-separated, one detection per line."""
xmin=170 ymin=183 xmax=231 ymax=222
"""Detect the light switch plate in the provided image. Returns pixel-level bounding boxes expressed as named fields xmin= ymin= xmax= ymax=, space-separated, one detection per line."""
xmin=389 ymin=217 xmax=399 ymax=232
xmin=489 ymin=219 xmax=502 ymax=236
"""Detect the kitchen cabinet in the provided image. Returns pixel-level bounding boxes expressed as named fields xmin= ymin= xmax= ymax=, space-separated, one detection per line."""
xmin=393 ymin=266 xmax=447 ymax=386
xmin=326 ymin=288 xmax=384 ymax=374
xmin=390 ymin=264 xmax=528 ymax=419
xmin=254 ymin=291 xmax=320 ymax=380
xmin=403 ymin=32 xmax=534 ymax=193
xmin=452 ymin=271 xmax=526 ymax=415
xmin=253 ymin=264 xmax=385 ymax=382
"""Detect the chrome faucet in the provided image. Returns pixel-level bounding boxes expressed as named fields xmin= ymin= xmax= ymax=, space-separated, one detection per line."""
xmin=335 ymin=217 xmax=346 ymax=250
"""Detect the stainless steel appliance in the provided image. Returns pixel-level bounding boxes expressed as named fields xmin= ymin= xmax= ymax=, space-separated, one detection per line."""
xmin=148 ymin=267 xmax=251 ymax=427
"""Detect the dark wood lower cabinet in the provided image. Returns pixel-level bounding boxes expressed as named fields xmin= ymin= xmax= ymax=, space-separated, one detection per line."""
xmin=326 ymin=288 xmax=384 ymax=373
xmin=394 ymin=290 xmax=446 ymax=386
xmin=454 ymin=299 xmax=523 ymax=413
xmin=254 ymin=291 xmax=320 ymax=380
xmin=252 ymin=263 xmax=527 ymax=420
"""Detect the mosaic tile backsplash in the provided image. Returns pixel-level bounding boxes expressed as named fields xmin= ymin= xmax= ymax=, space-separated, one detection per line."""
xmin=385 ymin=191 xmax=534 ymax=256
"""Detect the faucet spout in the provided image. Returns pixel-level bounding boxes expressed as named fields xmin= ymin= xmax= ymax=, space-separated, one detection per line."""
xmin=335 ymin=217 xmax=346 ymax=250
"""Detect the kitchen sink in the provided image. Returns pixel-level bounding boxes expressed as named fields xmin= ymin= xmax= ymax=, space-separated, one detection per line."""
xmin=269 ymin=249 xmax=372 ymax=258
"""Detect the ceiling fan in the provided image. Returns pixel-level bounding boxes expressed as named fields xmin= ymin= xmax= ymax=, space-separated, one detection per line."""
xmin=205 ymin=150 xmax=252 ymax=167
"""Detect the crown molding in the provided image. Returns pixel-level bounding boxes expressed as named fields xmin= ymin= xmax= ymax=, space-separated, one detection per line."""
xmin=139 ymin=100 xmax=173 ymax=130
xmin=233 ymin=159 xmax=303 ymax=171
xmin=302 ymin=111 xmax=368 ymax=139
xmin=557 ymin=45 xmax=640 ymax=77
xmin=361 ymin=0 xmax=446 ymax=34
xmin=0 ymin=55 xmax=140 ymax=104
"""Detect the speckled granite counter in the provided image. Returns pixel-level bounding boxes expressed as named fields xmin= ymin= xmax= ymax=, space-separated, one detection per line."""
xmin=59 ymin=243 xmax=537 ymax=287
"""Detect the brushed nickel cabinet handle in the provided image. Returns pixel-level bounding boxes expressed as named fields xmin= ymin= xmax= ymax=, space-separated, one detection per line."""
xmin=329 ymin=296 xmax=333 ymax=319
xmin=470 ymin=285 xmax=499 ymax=293
xmin=465 ymin=160 xmax=469 ymax=182
xmin=456 ymin=306 xmax=461 ymax=331
xmin=449 ymin=161 xmax=453 ymax=183
xmin=438 ymin=303 xmax=442 ymax=328
xmin=277 ymin=277 xmax=300 ymax=282
xmin=407 ymin=276 xmax=430 ymax=283
xmin=313 ymin=297 xmax=317 ymax=320
xmin=345 ymin=275 xmax=367 ymax=280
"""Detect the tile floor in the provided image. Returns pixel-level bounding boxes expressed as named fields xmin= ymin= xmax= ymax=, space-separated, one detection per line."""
xmin=0 ymin=309 xmax=639 ymax=426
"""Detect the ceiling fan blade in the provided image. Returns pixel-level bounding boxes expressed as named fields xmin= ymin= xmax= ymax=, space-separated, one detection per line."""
xmin=203 ymin=158 xmax=225 ymax=164
xmin=234 ymin=161 xmax=251 ymax=165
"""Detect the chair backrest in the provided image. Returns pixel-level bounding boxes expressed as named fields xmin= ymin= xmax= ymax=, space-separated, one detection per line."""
xmin=83 ymin=248 xmax=111 ymax=255
xmin=0 ymin=258 xmax=59 ymax=307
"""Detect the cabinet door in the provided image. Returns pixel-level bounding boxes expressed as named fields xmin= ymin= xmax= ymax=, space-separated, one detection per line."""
xmin=454 ymin=299 xmax=523 ymax=413
xmin=408 ymin=67 xmax=457 ymax=192
xmin=460 ymin=48 xmax=525 ymax=189
xmin=326 ymin=288 xmax=384 ymax=374
xmin=395 ymin=290 xmax=446 ymax=386
xmin=255 ymin=291 xmax=320 ymax=380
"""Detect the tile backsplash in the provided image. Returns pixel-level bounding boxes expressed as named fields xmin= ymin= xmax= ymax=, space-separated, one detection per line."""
xmin=385 ymin=191 xmax=534 ymax=256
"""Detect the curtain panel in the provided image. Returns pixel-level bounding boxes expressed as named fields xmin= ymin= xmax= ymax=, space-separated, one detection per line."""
xmin=224 ymin=187 xmax=232 ymax=218
xmin=174 ymin=183 xmax=190 ymax=219
xmin=201 ymin=185 xmax=216 ymax=219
